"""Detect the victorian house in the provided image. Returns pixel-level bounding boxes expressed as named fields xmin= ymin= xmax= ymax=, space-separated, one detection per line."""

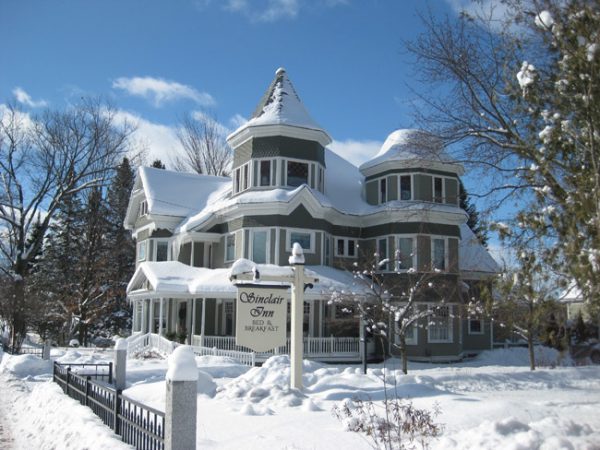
xmin=125 ymin=68 xmax=498 ymax=363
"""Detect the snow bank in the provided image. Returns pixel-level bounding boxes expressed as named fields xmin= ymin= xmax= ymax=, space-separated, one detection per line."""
xmin=6 ymin=379 xmax=132 ymax=450
xmin=0 ymin=354 xmax=52 ymax=379
xmin=474 ymin=346 xmax=567 ymax=367
xmin=437 ymin=415 xmax=596 ymax=450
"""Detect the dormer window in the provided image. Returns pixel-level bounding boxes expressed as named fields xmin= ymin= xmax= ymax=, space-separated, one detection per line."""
xmin=287 ymin=161 xmax=308 ymax=187
xmin=233 ymin=162 xmax=251 ymax=194
xmin=139 ymin=200 xmax=148 ymax=217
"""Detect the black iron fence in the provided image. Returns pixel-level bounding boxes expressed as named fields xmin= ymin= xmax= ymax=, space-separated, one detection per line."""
xmin=53 ymin=362 xmax=164 ymax=450
xmin=2 ymin=342 xmax=43 ymax=357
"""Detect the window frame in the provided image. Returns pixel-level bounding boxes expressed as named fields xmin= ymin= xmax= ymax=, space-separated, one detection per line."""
xmin=427 ymin=305 xmax=453 ymax=343
xmin=137 ymin=241 xmax=147 ymax=262
xmin=433 ymin=176 xmax=445 ymax=203
xmin=334 ymin=237 xmax=358 ymax=258
xmin=431 ymin=237 xmax=448 ymax=271
xmin=395 ymin=236 xmax=416 ymax=272
xmin=286 ymin=229 xmax=315 ymax=254
xmin=139 ymin=200 xmax=148 ymax=217
xmin=224 ymin=233 xmax=236 ymax=262
xmin=250 ymin=228 xmax=270 ymax=264
xmin=377 ymin=237 xmax=389 ymax=271
xmin=285 ymin=159 xmax=310 ymax=188
xmin=154 ymin=239 xmax=170 ymax=262
xmin=400 ymin=174 xmax=412 ymax=201
xmin=468 ymin=318 xmax=484 ymax=335
xmin=379 ymin=177 xmax=387 ymax=203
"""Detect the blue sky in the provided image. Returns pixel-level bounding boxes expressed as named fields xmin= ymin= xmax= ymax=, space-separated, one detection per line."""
xmin=0 ymin=0 xmax=477 ymax=166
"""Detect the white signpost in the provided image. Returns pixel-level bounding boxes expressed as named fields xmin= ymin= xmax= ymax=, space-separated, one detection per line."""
xmin=230 ymin=244 xmax=318 ymax=390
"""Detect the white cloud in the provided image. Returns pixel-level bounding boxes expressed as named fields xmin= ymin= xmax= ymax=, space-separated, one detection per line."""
xmin=112 ymin=110 xmax=185 ymax=167
xmin=112 ymin=76 xmax=215 ymax=107
xmin=329 ymin=139 xmax=382 ymax=167
xmin=224 ymin=0 xmax=299 ymax=22
xmin=228 ymin=113 xmax=248 ymax=131
xmin=12 ymin=87 xmax=47 ymax=108
xmin=443 ymin=0 xmax=509 ymax=27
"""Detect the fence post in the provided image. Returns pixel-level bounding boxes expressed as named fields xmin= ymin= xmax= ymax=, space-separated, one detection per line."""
xmin=66 ymin=367 xmax=71 ymax=396
xmin=42 ymin=340 xmax=51 ymax=360
xmin=114 ymin=389 xmax=122 ymax=435
xmin=108 ymin=362 xmax=113 ymax=385
xmin=85 ymin=376 xmax=91 ymax=407
xmin=165 ymin=346 xmax=197 ymax=450
xmin=114 ymin=339 xmax=128 ymax=390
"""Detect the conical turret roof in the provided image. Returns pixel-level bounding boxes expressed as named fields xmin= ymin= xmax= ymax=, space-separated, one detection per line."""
xmin=227 ymin=68 xmax=331 ymax=147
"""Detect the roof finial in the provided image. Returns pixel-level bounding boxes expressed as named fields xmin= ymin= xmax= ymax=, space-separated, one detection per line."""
xmin=276 ymin=67 xmax=286 ymax=76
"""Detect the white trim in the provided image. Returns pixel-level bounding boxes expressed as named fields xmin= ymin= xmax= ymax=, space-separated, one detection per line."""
xmin=153 ymin=238 xmax=171 ymax=262
xmin=286 ymin=228 xmax=316 ymax=253
xmin=227 ymin=123 xmax=332 ymax=148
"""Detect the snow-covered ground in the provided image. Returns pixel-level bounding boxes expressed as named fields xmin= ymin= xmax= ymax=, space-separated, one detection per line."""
xmin=1 ymin=346 xmax=599 ymax=449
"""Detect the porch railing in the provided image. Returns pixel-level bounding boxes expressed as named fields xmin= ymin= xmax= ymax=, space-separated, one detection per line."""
xmin=199 ymin=335 xmax=360 ymax=357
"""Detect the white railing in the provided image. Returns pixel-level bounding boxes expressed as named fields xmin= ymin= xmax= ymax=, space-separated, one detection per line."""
xmin=191 ymin=346 xmax=255 ymax=367
xmin=127 ymin=333 xmax=255 ymax=366
xmin=201 ymin=335 xmax=360 ymax=357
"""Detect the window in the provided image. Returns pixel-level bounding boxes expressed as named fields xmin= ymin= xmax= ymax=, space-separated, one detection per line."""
xmin=400 ymin=175 xmax=412 ymax=200
xmin=428 ymin=305 xmax=453 ymax=343
xmin=396 ymin=306 xmax=418 ymax=345
xmin=287 ymin=161 xmax=309 ymax=187
xmin=379 ymin=178 xmax=387 ymax=203
xmin=139 ymin=200 xmax=148 ymax=217
xmin=225 ymin=234 xmax=236 ymax=262
xmin=468 ymin=318 xmax=484 ymax=335
xmin=251 ymin=230 xmax=268 ymax=264
xmin=335 ymin=238 xmax=357 ymax=258
xmin=287 ymin=230 xmax=314 ymax=253
xmin=377 ymin=238 xmax=388 ymax=271
xmin=432 ymin=238 xmax=446 ymax=270
xmin=396 ymin=237 xmax=414 ymax=270
xmin=156 ymin=241 xmax=169 ymax=261
xmin=433 ymin=177 xmax=444 ymax=203
xmin=234 ymin=168 xmax=240 ymax=193
xmin=259 ymin=160 xmax=271 ymax=186
xmin=137 ymin=241 xmax=147 ymax=261
xmin=243 ymin=164 xmax=249 ymax=190
xmin=318 ymin=167 xmax=324 ymax=192
xmin=325 ymin=235 xmax=331 ymax=265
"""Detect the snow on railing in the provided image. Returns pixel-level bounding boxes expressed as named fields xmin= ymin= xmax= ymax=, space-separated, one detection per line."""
xmin=190 ymin=346 xmax=255 ymax=367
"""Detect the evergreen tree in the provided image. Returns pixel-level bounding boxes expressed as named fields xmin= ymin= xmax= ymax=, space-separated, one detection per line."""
xmin=459 ymin=180 xmax=488 ymax=247
xmin=100 ymin=157 xmax=136 ymax=336
xmin=151 ymin=159 xmax=166 ymax=169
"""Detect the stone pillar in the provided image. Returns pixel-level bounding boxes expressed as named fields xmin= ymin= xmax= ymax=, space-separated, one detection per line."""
xmin=114 ymin=338 xmax=128 ymax=390
xmin=165 ymin=346 xmax=198 ymax=450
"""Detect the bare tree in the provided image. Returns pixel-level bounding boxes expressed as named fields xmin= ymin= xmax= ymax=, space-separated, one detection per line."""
xmin=173 ymin=112 xmax=232 ymax=176
xmin=0 ymin=99 xmax=134 ymax=349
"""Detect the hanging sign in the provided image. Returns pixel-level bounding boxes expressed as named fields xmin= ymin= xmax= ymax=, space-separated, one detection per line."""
xmin=235 ymin=284 xmax=288 ymax=352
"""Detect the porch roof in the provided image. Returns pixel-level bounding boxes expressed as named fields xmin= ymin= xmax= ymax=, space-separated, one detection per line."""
xmin=127 ymin=261 xmax=370 ymax=300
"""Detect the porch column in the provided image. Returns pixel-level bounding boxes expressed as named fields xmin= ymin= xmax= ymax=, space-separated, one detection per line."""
xmin=147 ymin=299 xmax=154 ymax=334
xmin=191 ymin=298 xmax=197 ymax=343
xmin=308 ymin=300 xmax=315 ymax=337
xmin=186 ymin=299 xmax=193 ymax=344
xmin=141 ymin=299 xmax=147 ymax=333
xmin=200 ymin=298 xmax=206 ymax=347
xmin=159 ymin=298 xmax=164 ymax=336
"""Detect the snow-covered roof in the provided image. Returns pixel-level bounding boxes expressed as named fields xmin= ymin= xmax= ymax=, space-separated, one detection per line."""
xmin=127 ymin=261 xmax=370 ymax=299
xmin=126 ymin=167 xmax=230 ymax=226
xmin=459 ymin=223 xmax=500 ymax=275
xmin=227 ymin=68 xmax=332 ymax=147
xmin=359 ymin=129 xmax=462 ymax=174
xmin=559 ymin=282 xmax=583 ymax=303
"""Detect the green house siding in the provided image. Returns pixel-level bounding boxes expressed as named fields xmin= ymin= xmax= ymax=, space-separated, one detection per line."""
xmin=417 ymin=236 xmax=431 ymax=270
xmin=178 ymin=242 xmax=192 ymax=265
xmin=193 ymin=242 xmax=204 ymax=267
xmin=445 ymin=178 xmax=458 ymax=205
xmin=463 ymin=320 xmax=492 ymax=352
xmin=448 ymin=238 xmax=459 ymax=273
xmin=366 ymin=181 xmax=378 ymax=205
xmin=387 ymin=175 xmax=398 ymax=201
xmin=233 ymin=136 xmax=326 ymax=169
xmin=213 ymin=239 xmax=224 ymax=268
xmin=204 ymin=299 xmax=216 ymax=335
xmin=362 ymin=223 xmax=460 ymax=239
xmin=414 ymin=174 xmax=432 ymax=202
